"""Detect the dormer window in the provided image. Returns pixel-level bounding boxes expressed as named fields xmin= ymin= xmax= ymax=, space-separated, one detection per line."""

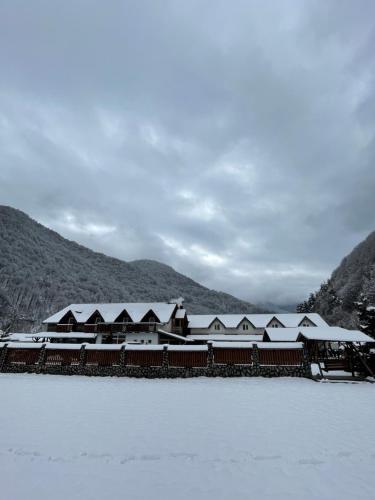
xmin=214 ymin=323 xmax=221 ymax=330
xmin=242 ymin=324 xmax=249 ymax=330
xmin=271 ymin=324 xmax=279 ymax=328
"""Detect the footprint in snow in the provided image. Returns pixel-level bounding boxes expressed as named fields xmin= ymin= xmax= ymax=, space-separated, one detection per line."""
xmin=140 ymin=454 xmax=161 ymax=461
xmin=253 ymin=455 xmax=282 ymax=461
xmin=299 ymin=458 xmax=325 ymax=465
xmin=337 ymin=451 xmax=352 ymax=457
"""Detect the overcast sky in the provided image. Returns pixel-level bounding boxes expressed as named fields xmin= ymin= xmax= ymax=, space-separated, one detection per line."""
xmin=1 ymin=0 xmax=375 ymax=306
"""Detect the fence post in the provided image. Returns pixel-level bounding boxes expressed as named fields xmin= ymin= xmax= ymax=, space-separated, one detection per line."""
xmin=79 ymin=344 xmax=87 ymax=368
xmin=207 ymin=341 xmax=213 ymax=368
xmin=162 ymin=345 xmax=169 ymax=368
xmin=252 ymin=343 xmax=260 ymax=372
xmin=0 ymin=343 xmax=8 ymax=372
xmin=36 ymin=344 xmax=47 ymax=372
xmin=120 ymin=345 xmax=126 ymax=366
xmin=302 ymin=345 xmax=312 ymax=378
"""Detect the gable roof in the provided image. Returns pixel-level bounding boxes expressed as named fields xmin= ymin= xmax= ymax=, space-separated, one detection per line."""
xmin=43 ymin=302 xmax=177 ymax=324
xmin=187 ymin=313 xmax=328 ymax=329
xmin=297 ymin=327 xmax=374 ymax=343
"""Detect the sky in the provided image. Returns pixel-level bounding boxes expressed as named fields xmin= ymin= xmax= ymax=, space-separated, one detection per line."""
xmin=1 ymin=0 xmax=375 ymax=306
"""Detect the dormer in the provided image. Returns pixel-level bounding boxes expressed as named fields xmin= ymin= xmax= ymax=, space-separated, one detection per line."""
xmin=86 ymin=310 xmax=104 ymax=325
xmin=114 ymin=309 xmax=133 ymax=323
xmin=208 ymin=317 xmax=226 ymax=331
xmin=298 ymin=316 xmax=316 ymax=327
xmin=266 ymin=316 xmax=285 ymax=328
xmin=59 ymin=310 xmax=76 ymax=325
xmin=141 ymin=309 xmax=160 ymax=324
xmin=237 ymin=317 xmax=255 ymax=332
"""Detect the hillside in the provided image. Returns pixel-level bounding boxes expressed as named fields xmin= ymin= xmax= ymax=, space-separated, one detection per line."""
xmin=298 ymin=231 xmax=375 ymax=327
xmin=0 ymin=206 xmax=262 ymax=332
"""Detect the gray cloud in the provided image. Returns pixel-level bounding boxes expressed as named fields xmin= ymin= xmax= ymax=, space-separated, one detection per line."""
xmin=1 ymin=0 xmax=375 ymax=305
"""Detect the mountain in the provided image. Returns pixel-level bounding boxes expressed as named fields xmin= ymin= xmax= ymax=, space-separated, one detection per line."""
xmin=0 ymin=206 xmax=263 ymax=332
xmin=257 ymin=301 xmax=297 ymax=314
xmin=298 ymin=231 xmax=375 ymax=327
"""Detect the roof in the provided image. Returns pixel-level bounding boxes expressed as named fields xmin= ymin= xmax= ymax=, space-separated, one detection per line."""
xmin=157 ymin=329 xmax=194 ymax=342
xmin=24 ymin=332 xmax=97 ymax=340
xmin=175 ymin=308 xmax=187 ymax=319
xmin=43 ymin=302 xmax=177 ymax=324
xmin=187 ymin=313 xmax=328 ymax=329
xmin=212 ymin=341 xmax=304 ymax=349
xmin=297 ymin=327 xmax=374 ymax=342
xmin=186 ymin=334 xmax=263 ymax=342
xmin=264 ymin=328 xmax=300 ymax=342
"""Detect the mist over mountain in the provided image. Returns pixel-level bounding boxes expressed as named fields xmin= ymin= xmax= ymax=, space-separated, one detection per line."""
xmin=0 ymin=206 xmax=263 ymax=332
xmin=299 ymin=230 xmax=375 ymax=327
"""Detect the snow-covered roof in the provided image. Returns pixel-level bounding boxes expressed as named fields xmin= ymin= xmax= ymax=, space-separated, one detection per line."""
xmin=175 ymin=308 xmax=187 ymax=319
xmin=24 ymin=332 xmax=97 ymax=340
xmin=186 ymin=334 xmax=263 ymax=342
xmin=1 ymin=342 xmax=45 ymax=349
xmin=257 ymin=342 xmax=304 ymax=349
xmin=46 ymin=343 xmax=83 ymax=350
xmin=6 ymin=333 xmax=34 ymax=342
xmin=264 ymin=328 xmax=300 ymax=342
xmin=187 ymin=313 xmax=328 ymax=329
xmin=167 ymin=345 xmax=208 ymax=351
xmin=157 ymin=329 xmax=194 ymax=342
xmin=43 ymin=302 xmax=177 ymax=324
xmin=297 ymin=327 xmax=374 ymax=342
xmin=211 ymin=341 xmax=304 ymax=349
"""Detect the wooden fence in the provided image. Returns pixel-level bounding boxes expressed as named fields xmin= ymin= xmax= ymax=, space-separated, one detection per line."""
xmin=0 ymin=343 xmax=305 ymax=370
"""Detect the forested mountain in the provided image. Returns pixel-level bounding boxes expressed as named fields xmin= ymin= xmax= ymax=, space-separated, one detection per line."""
xmin=298 ymin=231 xmax=375 ymax=328
xmin=0 ymin=206 xmax=262 ymax=332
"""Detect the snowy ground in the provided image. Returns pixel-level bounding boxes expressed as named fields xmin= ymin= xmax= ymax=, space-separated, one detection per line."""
xmin=0 ymin=374 xmax=374 ymax=500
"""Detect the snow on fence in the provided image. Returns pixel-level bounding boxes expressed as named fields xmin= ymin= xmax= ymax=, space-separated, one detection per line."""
xmin=0 ymin=342 xmax=305 ymax=371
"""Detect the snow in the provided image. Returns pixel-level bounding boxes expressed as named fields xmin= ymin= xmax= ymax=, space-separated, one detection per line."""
xmin=298 ymin=327 xmax=373 ymax=342
xmin=43 ymin=302 xmax=178 ymax=324
xmin=157 ymin=328 xmax=194 ymax=342
xmin=24 ymin=332 xmax=97 ymax=339
xmin=0 ymin=374 xmax=374 ymax=500
xmin=167 ymin=345 xmax=208 ymax=351
xmin=187 ymin=313 xmax=328 ymax=329
xmin=211 ymin=341 xmax=303 ymax=349
xmin=187 ymin=334 xmax=262 ymax=341
xmin=175 ymin=308 xmax=187 ymax=319
xmin=265 ymin=328 xmax=300 ymax=341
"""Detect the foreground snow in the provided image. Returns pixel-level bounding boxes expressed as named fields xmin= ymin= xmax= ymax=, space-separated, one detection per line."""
xmin=0 ymin=375 xmax=374 ymax=500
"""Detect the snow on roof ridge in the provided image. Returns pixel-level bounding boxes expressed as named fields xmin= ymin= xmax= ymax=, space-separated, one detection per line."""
xmin=43 ymin=302 xmax=178 ymax=324
xmin=187 ymin=313 xmax=328 ymax=328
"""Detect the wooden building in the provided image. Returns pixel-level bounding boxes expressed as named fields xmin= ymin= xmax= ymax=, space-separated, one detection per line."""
xmin=43 ymin=301 xmax=189 ymax=345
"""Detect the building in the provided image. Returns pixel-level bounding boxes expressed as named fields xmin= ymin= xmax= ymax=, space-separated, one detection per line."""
xmin=186 ymin=313 xmax=327 ymax=340
xmin=42 ymin=301 xmax=189 ymax=345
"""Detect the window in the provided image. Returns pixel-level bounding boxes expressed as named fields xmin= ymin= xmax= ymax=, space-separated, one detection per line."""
xmin=271 ymin=324 xmax=279 ymax=328
xmin=242 ymin=324 xmax=249 ymax=330
xmin=214 ymin=323 xmax=221 ymax=330
xmin=148 ymin=340 xmax=152 ymax=344
xmin=302 ymin=322 xmax=310 ymax=327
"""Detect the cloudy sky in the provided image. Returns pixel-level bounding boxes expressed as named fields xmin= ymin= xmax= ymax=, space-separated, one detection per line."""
xmin=1 ymin=0 xmax=375 ymax=306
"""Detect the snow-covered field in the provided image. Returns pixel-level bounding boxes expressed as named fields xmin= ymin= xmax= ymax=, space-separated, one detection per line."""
xmin=0 ymin=374 xmax=374 ymax=500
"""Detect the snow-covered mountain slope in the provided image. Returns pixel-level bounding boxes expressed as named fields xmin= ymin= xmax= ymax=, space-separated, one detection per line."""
xmin=0 ymin=206 xmax=262 ymax=331
xmin=299 ymin=231 xmax=375 ymax=327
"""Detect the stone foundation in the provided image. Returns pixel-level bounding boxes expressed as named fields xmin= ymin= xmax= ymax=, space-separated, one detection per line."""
xmin=1 ymin=363 xmax=310 ymax=378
